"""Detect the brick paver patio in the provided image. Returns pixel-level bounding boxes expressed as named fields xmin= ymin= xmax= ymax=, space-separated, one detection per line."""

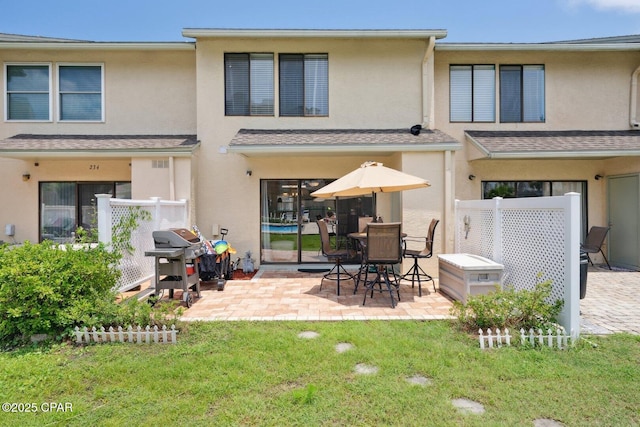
xmin=181 ymin=268 xmax=454 ymax=321
xmin=172 ymin=264 xmax=640 ymax=335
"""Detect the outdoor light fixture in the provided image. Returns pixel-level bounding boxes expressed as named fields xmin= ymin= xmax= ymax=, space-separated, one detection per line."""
xmin=595 ymin=174 xmax=603 ymax=180
xmin=22 ymin=173 xmax=30 ymax=182
xmin=246 ymin=170 xmax=252 ymax=176
xmin=468 ymin=174 xmax=476 ymax=181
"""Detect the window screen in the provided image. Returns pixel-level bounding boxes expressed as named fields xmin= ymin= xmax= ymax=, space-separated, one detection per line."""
xmin=59 ymin=65 xmax=102 ymax=121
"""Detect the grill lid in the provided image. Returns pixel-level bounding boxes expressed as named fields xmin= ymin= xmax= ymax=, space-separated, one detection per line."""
xmin=153 ymin=228 xmax=201 ymax=248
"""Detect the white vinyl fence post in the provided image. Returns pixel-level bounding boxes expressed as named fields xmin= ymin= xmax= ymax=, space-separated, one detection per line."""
xmin=562 ymin=192 xmax=581 ymax=339
xmin=492 ymin=197 xmax=503 ymax=263
xmin=454 ymin=199 xmax=460 ymax=252
xmin=96 ymin=194 xmax=113 ymax=246
xmin=180 ymin=198 xmax=188 ymax=227
xmin=151 ymin=197 xmax=161 ymax=232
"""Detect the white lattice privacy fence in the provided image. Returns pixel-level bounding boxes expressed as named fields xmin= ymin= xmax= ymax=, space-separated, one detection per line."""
xmin=455 ymin=194 xmax=581 ymax=337
xmin=96 ymin=195 xmax=188 ymax=292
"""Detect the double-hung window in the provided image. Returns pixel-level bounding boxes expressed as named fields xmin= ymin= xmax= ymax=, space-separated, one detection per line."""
xmin=279 ymin=54 xmax=328 ymax=116
xmin=224 ymin=53 xmax=274 ymax=116
xmin=58 ymin=64 xmax=103 ymax=121
xmin=5 ymin=64 xmax=51 ymax=121
xmin=500 ymin=65 xmax=545 ymax=122
xmin=450 ymin=65 xmax=495 ymax=122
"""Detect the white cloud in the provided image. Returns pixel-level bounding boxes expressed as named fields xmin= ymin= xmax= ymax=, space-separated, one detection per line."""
xmin=568 ymin=0 xmax=640 ymax=13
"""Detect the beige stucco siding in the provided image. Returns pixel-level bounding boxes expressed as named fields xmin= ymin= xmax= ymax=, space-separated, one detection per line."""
xmin=192 ymin=37 xmax=436 ymax=261
xmin=434 ymin=49 xmax=640 ymax=133
xmin=0 ymin=48 xmax=196 ymax=136
xmin=0 ymin=158 xmax=132 ymax=243
xmin=0 ymin=47 xmax=197 ymax=243
xmin=433 ymin=49 xmax=640 ymax=234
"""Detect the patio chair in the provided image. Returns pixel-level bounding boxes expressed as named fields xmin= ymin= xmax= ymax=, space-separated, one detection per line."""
xmin=362 ymin=222 xmax=403 ymax=308
xmin=317 ymin=220 xmax=356 ymax=295
xmin=401 ymin=218 xmax=439 ymax=296
xmin=581 ymin=226 xmax=611 ymax=270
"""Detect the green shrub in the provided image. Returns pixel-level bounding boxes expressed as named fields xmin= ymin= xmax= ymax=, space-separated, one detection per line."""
xmin=0 ymin=207 xmax=179 ymax=349
xmin=0 ymin=243 xmax=184 ymax=348
xmin=0 ymin=242 xmax=121 ymax=346
xmin=450 ymin=276 xmax=564 ymax=333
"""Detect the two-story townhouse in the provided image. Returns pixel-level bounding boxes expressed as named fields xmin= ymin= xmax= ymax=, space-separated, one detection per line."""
xmin=182 ymin=29 xmax=461 ymax=269
xmin=2 ymin=30 xmax=639 ymax=273
xmin=434 ymin=36 xmax=640 ymax=270
xmin=0 ymin=34 xmax=198 ymax=244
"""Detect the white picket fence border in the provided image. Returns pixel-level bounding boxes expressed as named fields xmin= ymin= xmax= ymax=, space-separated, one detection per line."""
xmin=74 ymin=325 xmax=178 ymax=344
xmin=479 ymin=327 xmax=574 ymax=349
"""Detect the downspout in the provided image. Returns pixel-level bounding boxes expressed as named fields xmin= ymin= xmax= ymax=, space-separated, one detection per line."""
xmin=169 ymin=156 xmax=176 ymax=200
xmin=422 ymin=36 xmax=436 ymax=129
xmin=443 ymin=150 xmax=454 ymax=253
xmin=631 ymin=65 xmax=640 ymax=129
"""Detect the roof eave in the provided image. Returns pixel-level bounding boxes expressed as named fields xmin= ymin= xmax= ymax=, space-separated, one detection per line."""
xmin=436 ymin=42 xmax=640 ymax=52
xmin=478 ymin=150 xmax=640 ymax=160
xmin=226 ymin=142 xmax=462 ymax=157
xmin=182 ymin=28 xmax=448 ymax=40
xmin=0 ymin=147 xmax=199 ymax=159
xmin=0 ymin=41 xmax=195 ymax=51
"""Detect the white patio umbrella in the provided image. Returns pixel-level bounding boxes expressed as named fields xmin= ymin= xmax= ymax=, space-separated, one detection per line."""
xmin=310 ymin=161 xmax=430 ymax=198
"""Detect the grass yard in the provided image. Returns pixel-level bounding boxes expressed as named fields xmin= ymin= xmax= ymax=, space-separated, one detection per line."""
xmin=0 ymin=321 xmax=638 ymax=426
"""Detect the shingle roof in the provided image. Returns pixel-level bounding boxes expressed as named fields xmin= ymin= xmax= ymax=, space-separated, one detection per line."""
xmin=228 ymin=128 xmax=461 ymax=156
xmin=465 ymin=130 xmax=640 ymax=159
xmin=0 ymin=134 xmax=199 ymax=157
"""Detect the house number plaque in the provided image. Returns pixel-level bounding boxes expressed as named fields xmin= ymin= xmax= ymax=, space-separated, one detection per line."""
xmin=89 ymin=164 xmax=100 ymax=170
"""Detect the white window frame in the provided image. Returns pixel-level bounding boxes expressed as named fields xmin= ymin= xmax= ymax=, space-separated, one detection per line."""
xmin=4 ymin=62 xmax=53 ymax=122
xmin=56 ymin=63 xmax=105 ymax=122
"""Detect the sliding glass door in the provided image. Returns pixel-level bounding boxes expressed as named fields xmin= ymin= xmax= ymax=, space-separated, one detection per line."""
xmin=40 ymin=181 xmax=131 ymax=242
xmin=482 ymin=180 xmax=588 ymax=238
xmin=260 ymin=179 xmax=373 ymax=264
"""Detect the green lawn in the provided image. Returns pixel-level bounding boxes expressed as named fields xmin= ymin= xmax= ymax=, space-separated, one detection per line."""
xmin=267 ymin=233 xmax=321 ymax=251
xmin=0 ymin=321 xmax=638 ymax=426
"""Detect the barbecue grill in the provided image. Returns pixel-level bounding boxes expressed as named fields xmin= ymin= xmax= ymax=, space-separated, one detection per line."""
xmin=145 ymin=228 xmax=205 ymax=307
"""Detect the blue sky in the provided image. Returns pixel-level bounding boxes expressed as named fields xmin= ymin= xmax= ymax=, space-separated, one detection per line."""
xmin=1 ymin=0 xmax=639 ymax=43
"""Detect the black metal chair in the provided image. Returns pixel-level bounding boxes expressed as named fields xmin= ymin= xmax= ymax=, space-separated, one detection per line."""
xmin=317 ymin=220 xmax=356 ymax=295
xmin=581 ymin=226 xmax=611 ymax=270
xmin=362 ymin=222 xmax=403 ymax=308
xmin=401 ymin=218 xmax=439 ymax=296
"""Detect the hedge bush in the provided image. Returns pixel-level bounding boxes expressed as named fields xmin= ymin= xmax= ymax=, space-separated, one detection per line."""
xmin=0 ymin=242 xmax=122 ymax=346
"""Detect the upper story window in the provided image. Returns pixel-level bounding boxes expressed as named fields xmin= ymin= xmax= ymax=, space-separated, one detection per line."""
xmin=279 ymin=54 xmax=328 ymax=117
xmin=58 ymin=64 xmax=103 ymax=121
xmin=450 ymin=65 xmax=495 ymax=122
xmin=500 ymin=65 xmax=545 ymax=122
xmin=5 ymin=64 xmax=52 ymax=121
xmin=5 ymin=63 xmax=104 ymax=122
xmin=224 ymin=53 xmax=274 ymax=116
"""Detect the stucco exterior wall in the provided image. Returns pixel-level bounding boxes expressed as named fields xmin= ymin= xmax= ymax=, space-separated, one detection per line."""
xmin=0 ymin=48 xmax=196 ymax=137
xmin=192 ymin=37 xmax=433 ymax=262
xmin=433 ymin=48 xmax=640 ymax=232
xmin=1 ymin=158 xmax=131 ymax=243
xmin=0 ymin=46 xmax=197 ymax=243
